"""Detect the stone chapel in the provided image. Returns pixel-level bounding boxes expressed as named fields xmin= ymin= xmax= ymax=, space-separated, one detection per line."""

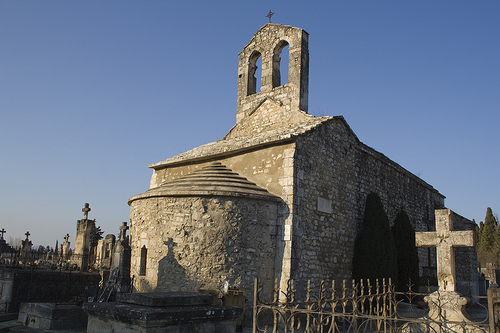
xmin=128 ymin=24 xmax=477 ymax=299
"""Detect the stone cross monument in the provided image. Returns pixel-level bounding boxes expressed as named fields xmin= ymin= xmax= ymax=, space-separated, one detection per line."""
xmin=119 ymin=222 xmax=129 ymax=242
xmin=413 ymin=209 xmax=478 ymax=329
xmin=62 ymin=234 xmax=71 ymax=260
xmin=71 ymin=203 xmax=96 ymax=270
xmin=22 ymin=231 xmax=32 ymax=251
xmin=112 ymin=222 xmax=131 ymax=293
xmin=416 ymin=209 xmax=474 ymax=292
xmin=82 ymin=203 xmax=91 ymax=220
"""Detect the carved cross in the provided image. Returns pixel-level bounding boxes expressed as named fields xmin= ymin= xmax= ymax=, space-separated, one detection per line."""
xmin=266 ymin=10 xmax=275 ymax=23
xmin=119 ymin=222 xmax=129 ymax=241
xmin=25 ymin=231 xmax=30 ymax=240
xmin=0 ymin=228 xmax=5 ymax=240
xmin=64 ymin=234 xmax=70 ymax=243
xmin=415 ymin=209 xmax=474 ymax=292
xmin=82 ymin=203 xmax=91 ymax=220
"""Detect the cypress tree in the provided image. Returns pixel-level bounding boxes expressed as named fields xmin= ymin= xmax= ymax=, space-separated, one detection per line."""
xmin=392 ymin=209 xmax=420 ymax=292
xmin=353 ymin=193 xmax=398 ymax=285
xmin=478 ymin=207 xmax=497 ymax=253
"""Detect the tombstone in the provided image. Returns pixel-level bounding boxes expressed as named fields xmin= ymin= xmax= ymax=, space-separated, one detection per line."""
xmin=111 ymin=222 xmax=131 ymax=293
xmin=20 ymin=231 xmax=33 ymax=263
xmin=62 ymin=234 xmax=71 ymax=260
xmin=21 ymin=231 xmax=32 ymax=253
xmin=97 ymin=234 xmax=115 ymax=269
xmin=71 ymin=203 xmax=96 ymax=270
xmin=404 ymin=209 xmax=482 ymax=332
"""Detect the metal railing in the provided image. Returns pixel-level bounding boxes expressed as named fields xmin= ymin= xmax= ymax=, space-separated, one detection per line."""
xmin=252 ymin=278 xmax=491 ymax=333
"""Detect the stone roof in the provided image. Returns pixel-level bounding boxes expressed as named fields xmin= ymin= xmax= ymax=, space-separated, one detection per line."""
xmin=129 ymin=162 xmax=280 ymax=204
xmin=149 ymin=112 xmax=333 ymax=169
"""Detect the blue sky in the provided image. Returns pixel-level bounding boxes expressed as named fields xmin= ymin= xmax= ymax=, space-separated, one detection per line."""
xmin=1 ymin=1 xmax=499 ymax=247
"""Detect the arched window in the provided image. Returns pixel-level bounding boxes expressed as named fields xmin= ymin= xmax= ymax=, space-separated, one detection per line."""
xmin=247 ymin=51 xmax=262 ymax=95
xmin=139 ymin=245 xmax=147 ymax=276
xmin=273 ymin=41 xmax=289 ymax=88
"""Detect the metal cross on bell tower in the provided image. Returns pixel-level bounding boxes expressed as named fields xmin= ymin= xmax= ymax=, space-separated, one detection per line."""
xmin=266 ymin=10 xmax=275 ymax=23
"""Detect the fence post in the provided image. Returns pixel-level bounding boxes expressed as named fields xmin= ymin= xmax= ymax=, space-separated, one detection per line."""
xmin=488 ymin=285 xmax=500 ymax=333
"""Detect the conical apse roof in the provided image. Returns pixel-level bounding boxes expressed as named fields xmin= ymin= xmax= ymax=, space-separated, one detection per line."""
xmin=128 ymin=162 xmax=279 ymax=204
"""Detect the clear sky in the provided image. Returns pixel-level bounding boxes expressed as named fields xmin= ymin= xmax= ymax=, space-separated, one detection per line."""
xmin=1 ymin=1 xmax=499 ymax=248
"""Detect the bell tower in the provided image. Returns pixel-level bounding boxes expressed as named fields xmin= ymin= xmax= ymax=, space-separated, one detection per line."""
xmin=236 ymin=24 xmax=309 ymax=123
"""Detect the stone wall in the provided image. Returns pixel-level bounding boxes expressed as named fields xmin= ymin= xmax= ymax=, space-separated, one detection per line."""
xmin=292 ymin=118 xmax=445 ymax=291
xmin=453 ymin=211 xmax=479 ymax=297
xmin=129 ymin=195 xmax=279 ymax=304
xmin=145 ymin=141 xmax=299 ymax=288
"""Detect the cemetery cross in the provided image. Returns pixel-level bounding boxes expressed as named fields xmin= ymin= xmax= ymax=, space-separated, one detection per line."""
xmin=415 ymin=209 xmax=474 ymax=292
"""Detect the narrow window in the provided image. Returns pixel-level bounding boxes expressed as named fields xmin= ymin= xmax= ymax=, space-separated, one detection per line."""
xmin=247 ymin=51 xmax=262 ymax=95
xmin=139 ymin=245 xmax=147 ymax=276
xmin=273 ymin=41 xmax=289 ymax=88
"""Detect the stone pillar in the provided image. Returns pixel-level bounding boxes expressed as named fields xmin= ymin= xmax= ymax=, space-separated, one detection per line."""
xmin=71 ymin=203 xmax=95 ymax=270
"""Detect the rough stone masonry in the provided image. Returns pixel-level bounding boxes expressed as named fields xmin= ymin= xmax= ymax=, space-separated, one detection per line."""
xmin=128 ymin=23 xmax=477 ymax=307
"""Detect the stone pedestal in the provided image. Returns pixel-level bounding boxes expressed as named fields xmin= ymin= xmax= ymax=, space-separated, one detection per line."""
xmin=402 ymin=291 xmax=485 ymax=332
xmin=84 ymin=292 xmax=243 ymax=333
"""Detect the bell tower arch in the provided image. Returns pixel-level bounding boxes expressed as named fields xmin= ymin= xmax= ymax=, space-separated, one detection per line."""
xmin=236 ymin=23 xmax=309 ymax=123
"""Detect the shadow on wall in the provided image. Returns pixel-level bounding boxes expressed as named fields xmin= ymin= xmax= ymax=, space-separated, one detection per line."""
xmin=156 ymin=238 xmax=190 ymax=292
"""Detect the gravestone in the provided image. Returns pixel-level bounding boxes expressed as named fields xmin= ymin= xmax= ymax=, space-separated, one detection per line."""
xmin=71 ymin=203 xmax=96 ymax=270
xmin=405 ymin=209 xmax=483 ymax=332
xmin=96 ymin=234 xmax=115 ymax=269
xmin=111 ymin=222 xmax=131 ymax=293
xmin=20 ymin=231 xmax=33 ymax=263
xmin=62 ymin=233 xmax=71 ymax=260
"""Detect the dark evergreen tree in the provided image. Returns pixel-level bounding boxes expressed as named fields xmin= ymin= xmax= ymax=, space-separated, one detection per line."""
xmin=478 ymin=207 xmax=497 ymax=252
xmin=90 ymin=225 xmax=104 ymax=249
xmin=353 ymin=193 xmax=397 ymax=285
xmin=392 ymin=209 xmax=419 ymax=292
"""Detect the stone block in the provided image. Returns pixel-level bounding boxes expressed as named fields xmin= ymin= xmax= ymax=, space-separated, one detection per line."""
xmin=17 ymin=303 xmax=88 ymax=330
xmin=84 ymin=292 xmax=243 ymax=333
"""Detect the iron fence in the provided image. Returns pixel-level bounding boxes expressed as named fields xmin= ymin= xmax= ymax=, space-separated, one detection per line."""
xmin=252 ymin=278 xmax=491 ymax=333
